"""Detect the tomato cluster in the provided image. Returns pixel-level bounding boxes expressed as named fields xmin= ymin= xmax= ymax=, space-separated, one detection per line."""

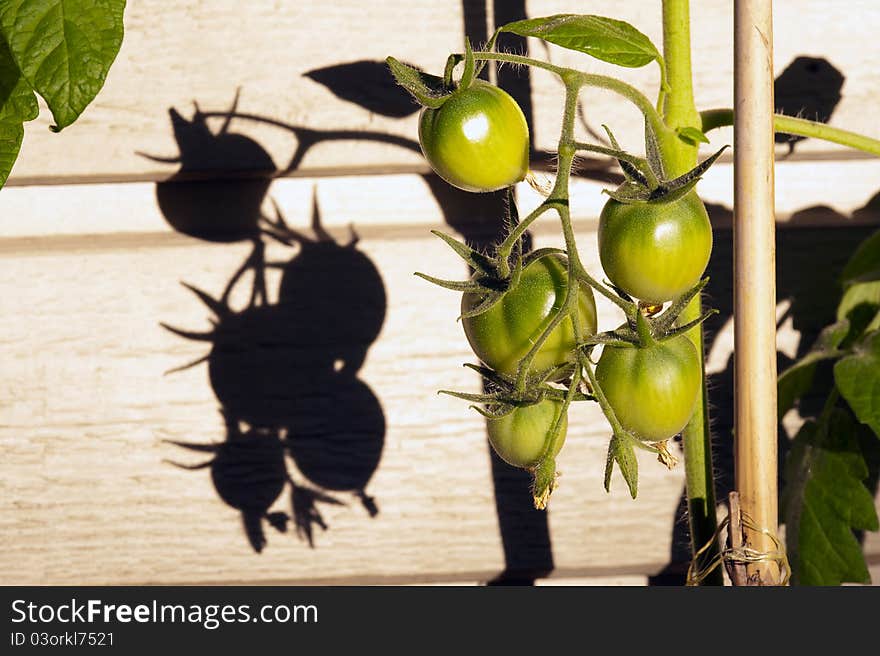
xmin=410 ymin=71 xmax=711 ymax=504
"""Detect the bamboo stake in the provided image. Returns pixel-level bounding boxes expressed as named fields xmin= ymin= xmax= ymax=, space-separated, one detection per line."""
xmin=733 ymin=0 xmax=781 ymax=585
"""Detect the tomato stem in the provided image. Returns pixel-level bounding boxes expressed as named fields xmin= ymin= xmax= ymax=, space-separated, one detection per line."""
xmin=700 ymin=108 xmax=880 ymax=157
xmin=471 ymin=51 xmax=668 ymax=139
xmin=661 ymin=0 xmax=723 ymax=586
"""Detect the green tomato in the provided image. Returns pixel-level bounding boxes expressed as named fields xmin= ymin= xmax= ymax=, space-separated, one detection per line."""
xmin=598 ymin=191 xmax=712 ymax=304
xmin=595 ymin=333 xmax=701 ymax=442
xmin=486 ymin=399 xmax=568 ymax=468
xmin=418 ymin=80 xmax=529 ymax=193
xmin=461 ymin=254 xmax=598 ymax=377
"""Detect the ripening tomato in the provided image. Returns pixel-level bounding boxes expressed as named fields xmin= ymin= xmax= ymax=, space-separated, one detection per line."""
xmin=461 ymin=254 xmax=597 ymax=377
xmin=598 ymin=191 xmax=712 ymax=304
xmin=486 ymin=399 xmax=568 ymax=468
xmin=418 ymin=80 xmax=529 ymax=192
xmin=595 ymin=332 xmax=701 ymax=441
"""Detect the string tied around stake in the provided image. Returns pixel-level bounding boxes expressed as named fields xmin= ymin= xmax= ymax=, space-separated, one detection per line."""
xmin=686 ymin=493 xmax=790 ymax=586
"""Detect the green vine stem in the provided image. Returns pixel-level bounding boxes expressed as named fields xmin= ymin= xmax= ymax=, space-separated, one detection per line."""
xmin=700 ymin=108 xmax=880 ymax=156
xmin=661 ymin=0 xmax=723 ymax=586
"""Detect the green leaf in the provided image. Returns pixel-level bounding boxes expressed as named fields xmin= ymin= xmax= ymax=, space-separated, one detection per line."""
xmin=841 ymin=229 xmax=880 ymax=287
xmin=837 ymin=280 xmax=880 ymax=326
xmin=604 ymin=433 xmax=638 ymax=499
xmin=676 ymin=126 xmax=710 ymax=146
xmin=502 ymin=14 xmax=660 ymax=69
xmin=0 ymin=0 xmax=126 ymax=131
xmin=777 ymin=320 xmax=849 ymax=419
xmin=386 ymin=57 xmax=450 ymax=109
xmin=834 ymin=331 xmax=880 ymax=438
xmin=644 ymin=118 xmax=666 ymax=183
xmin=0 ymin=34 xmax=38 ymax=187
xmin=782 ymin=410 xmax=878 ymax=585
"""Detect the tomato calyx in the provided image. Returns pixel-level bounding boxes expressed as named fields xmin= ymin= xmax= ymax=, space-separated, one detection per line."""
xmin=581 ymin=123 xmax=728 ymax=206
xmin=580 ymin=277 xmax=717 ymax=352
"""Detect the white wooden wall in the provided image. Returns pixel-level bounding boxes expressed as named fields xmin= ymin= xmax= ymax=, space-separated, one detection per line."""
xmin=1 ymin=0 xmax=879 ymax=585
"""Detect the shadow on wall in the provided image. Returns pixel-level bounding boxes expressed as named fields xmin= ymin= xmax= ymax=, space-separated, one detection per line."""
xmin=650 ymin=55 xmax=880 ymax=584
xmin=147 ymin=97 xmax=387 ymax=552
xmin=144 ymin=0 xmax=625 ymax=577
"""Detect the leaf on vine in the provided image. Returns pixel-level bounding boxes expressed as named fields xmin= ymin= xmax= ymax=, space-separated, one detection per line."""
xmin=841 ymin=229 xmax=880 ymax=287
xmin=782 ymin=409 xmax=878 ymax=585
xmin=0 ymin=0 xmax=126 ymax=131
xmin=0 ymin=34 xmax=38 ymax=187
xmin=604 ymin=433 xmax=638 ymax=499
xmin=837 ymin=280 xmax=880 ymax=338
xmin=386 ymin=57 xmax=450 ymax=109
xmin=777 ymin=320 xmax=849 ymax=419
xmin=834 ymin=331 xmax=880 ymax=438
xmin=676 ymin=126 xmax=710 ymax=146
xmin=502 ymin=14 xmax=661 ymax=69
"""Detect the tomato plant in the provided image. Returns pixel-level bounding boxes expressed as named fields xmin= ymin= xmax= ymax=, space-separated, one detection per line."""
xmin=598 ymin=191 xmax=712 ymax=304
xmin=390 ymin=1 xmax=880 ymax=585
xmin=461 ymin=254 xmax=597 ymax=377
xmin=418 ymin=79 xmax=529 ymax=192
xmin=486 ymin=399 xmax=567 ymax=469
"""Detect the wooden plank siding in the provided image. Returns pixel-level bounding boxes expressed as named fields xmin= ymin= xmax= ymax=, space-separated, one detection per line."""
xmin=1 ymin=0 xmax=879 ymax=585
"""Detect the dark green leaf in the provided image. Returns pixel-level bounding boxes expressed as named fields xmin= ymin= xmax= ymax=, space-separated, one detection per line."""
xmin=841 ymin=229 xmax=880 ymax=287
xmin=782 ymin=410 xmax=878 ymax=585
xmin=834 ymin=331 xmax=880 ymax=438
xmin=386 ymin=57 xmax=450 ymax=109
xmin=0 ymin=34 xmax=38 ymax=187
xmin=604 ymin=433 xmax=638 ymax=498
xmin=0 ymin=0 xmax=126 ymax=131
xmin=777 ymin=320 xmax=849 ymax=419
xmin=503 ymin=14 xmax=660 ymax=69
xmin=837 ymin=280 xmax=880 ymax=327
xmin=676 ymin=126 xmax=709 ymax=146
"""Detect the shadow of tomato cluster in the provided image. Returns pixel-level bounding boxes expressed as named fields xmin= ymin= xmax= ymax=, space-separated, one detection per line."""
xmin=153 ymin=99 xmax=387 ymax=551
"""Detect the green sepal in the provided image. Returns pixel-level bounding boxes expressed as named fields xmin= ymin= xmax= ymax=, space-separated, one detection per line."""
xmin=429 ymin=230 xmax=496 ymax=276
xmin=386 ymin=57 xmax=451 ymax=109
xmin=458 ymin=289 xmax=507 ymax=320
xmin=459 ymin=37 xmax=476 ymax=91
xmin=652 ymin=277 xmax=710 ymax=334
xmin=646 ymin=145 xmax=729 ymax=203
xmin=580 ymin=329 xmax=638 ymax=349
xmin=413 ymin=272 xmax=484 ymax=292
xmin=604 ymin=433 xmax=639 ymax=499
xmin=644 ymin=119 xmax=667 ymax=183
xmin=471 ymin=403 xmax=517 ymax=420
xmin=658 ymin=308 xmax=718 ymax=342
xmin=603 ymin=180 xmax=653 ymax=204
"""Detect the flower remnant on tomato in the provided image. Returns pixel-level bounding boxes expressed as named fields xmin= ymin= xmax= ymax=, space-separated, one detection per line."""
xmin=418 ymin=80 xmax=529 ymax=192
